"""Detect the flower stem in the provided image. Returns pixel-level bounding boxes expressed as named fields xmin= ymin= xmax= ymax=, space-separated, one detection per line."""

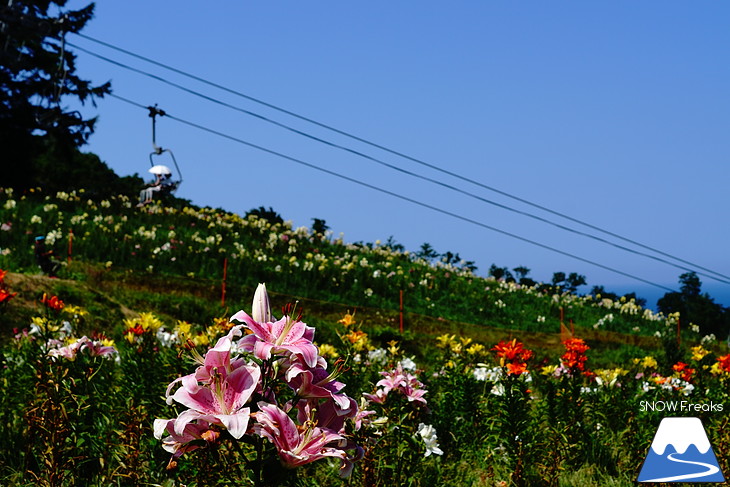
xmin=253 ymin=436 xmax=264 ymax=487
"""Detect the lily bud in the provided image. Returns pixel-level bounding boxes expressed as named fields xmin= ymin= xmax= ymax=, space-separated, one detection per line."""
xmin=252 ymin=283 xmax=271 ymax=323
xmin=201 ymin=429 xmax=221 ymax=444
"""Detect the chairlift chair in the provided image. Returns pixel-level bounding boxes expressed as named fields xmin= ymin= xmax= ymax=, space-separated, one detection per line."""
xmin=147 ymin=105 xmax=183 ymax=195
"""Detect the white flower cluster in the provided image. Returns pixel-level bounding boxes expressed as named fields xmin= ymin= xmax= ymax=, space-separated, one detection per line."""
xmin=473 ymin=365 xmax=502 ymax=382
xmin=701 ymin=334 xmax=716 ymax=345
xmin=417 ymin=423 xmax=443 ymax=457
xmin=398 ymin=357 xmax=417 ymax=371
xmin=367 ymin=348 xmax=388 ymax=364
xmin=156 ymin=327 xmax=179 ymax=348
xmin=641 ymin=378 xmax=695 ymax=396
xmin=45 ymin=229 xmax=63 ymax=246
xmin=593 ymin=313 xmax=614 ymax=329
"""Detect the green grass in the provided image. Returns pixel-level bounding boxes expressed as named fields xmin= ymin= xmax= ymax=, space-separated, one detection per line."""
xmin=0 ymin=188 xmax=728 ymax=486
xmin=0 ymin=187 xmax=683 ymax=339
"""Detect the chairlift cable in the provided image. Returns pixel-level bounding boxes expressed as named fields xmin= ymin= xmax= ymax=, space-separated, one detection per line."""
xmin=74 ymin=43 xmax=730 ymax=286
xmin=53 ymin=14 xmax=69 ymax=107
xmin=108 ymin=92 xmax=678 ymax=294
xmin=72 ymin=33 xmax=730 ymax=284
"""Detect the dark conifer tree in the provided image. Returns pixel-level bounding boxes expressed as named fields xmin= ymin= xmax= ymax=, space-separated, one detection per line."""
xmin=1 ymin=1 xmax=110 ymax=190
xmin=658 ymin=272 xmax=730 ymax=338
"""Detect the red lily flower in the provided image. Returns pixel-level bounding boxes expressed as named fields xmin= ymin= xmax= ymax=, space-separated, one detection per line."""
xmin=717 ymin=354 xmax=730 ymax=373
xmin=0 ymin=289 xmax=17 ymax=304
xmin=506 ymin=361 xmax=528 ymax=376
xmin=673 ymin=362 xmax=694 ymax=382
xmin=41 ymin=293 xmax=65 ymax=311
xmin=492 ymin=339 xmax=533 ymax=376
xmin=127 ymin=324 xmax=146 ymax=336
xmin=561 ymin=337 xmax=590 ymax=373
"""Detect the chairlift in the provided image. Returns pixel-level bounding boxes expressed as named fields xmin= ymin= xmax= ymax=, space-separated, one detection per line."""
xmin=147 ymin=105 xmax=183 ymax=195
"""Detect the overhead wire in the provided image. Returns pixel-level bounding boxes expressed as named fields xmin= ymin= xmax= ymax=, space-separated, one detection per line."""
xmin=108 ymin=92 xmax=678 ymax=293
xmin=68 ymin=40 xmax=730 ymax=286
xmin=72 ymin=32 xmax=730 ymax=284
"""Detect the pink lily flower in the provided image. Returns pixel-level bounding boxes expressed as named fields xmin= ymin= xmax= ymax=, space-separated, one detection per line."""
xmin=353 ymin=405 xmax=377 ymax=432
xmin=402 ymin=384 xmax=427 ymax=404
xmin=292 ymin=399 xmax=363 ymax=477
xmin=364 ymin=365 xmax=428 ymax=405
xmin=294 ymin=397 xmax=357 ymax=435
xmin=82 ymin=338 xmax=118 ymax=358
xmin=48 ymin=336 xmax=117 ymax=361
xmin=153 ymin=418 xmax=215 ymax=458
xmin=165 ymin=331 xmax=244 ymax=401
xmin=374 ymin=371 xmax=406 ymax=394
xmin=285 ymin=362 xmax=354 ymax=413
xmin=255 ymin=402 xmax=347 ymax=469
xmin=168 ymin=352 xmax=260 ymax=439
xmin=193 ymin=331 xmax=247 ymax=383
xmin=48 ymin=340 xmax=83 ymax=361
xmin=362 ymin=388 xmax=388 ymax=404
xmin=375 ymin=364 xmax=414 ymax=393
xmin=230 ymin=310 xmax=319 ymax=368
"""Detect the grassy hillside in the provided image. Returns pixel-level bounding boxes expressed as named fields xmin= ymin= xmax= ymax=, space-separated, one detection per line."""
xmin=0 ymin=187 xmax=685 ymax=338
xmin=1 ymin=187 xmax=729 ymax=486
xmin=2 ymin=185 xmax=723 ymax=371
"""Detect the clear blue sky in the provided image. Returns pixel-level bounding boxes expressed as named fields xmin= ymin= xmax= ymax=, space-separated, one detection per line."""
xmin=64 ymin=1 xmax=730 ymax=307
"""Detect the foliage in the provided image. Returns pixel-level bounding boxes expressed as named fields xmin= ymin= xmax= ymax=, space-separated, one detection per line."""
xmin=311 ymin=217 xmax=329 ymax=235
xmin=153 ymin=286 xmax=362 ymax=486
xmin=0 ymin=276 xmax=728 ymax=485
xmin=0 ymin=190 xmax=729 ymax=485
xmin=552 ymin=271 xmax=587 ymax=294
xmin=658 ymin=272 xmax=730 ymax=338
xmin=0 ymin=188 xmax=690 ymax=339
xmin=34 ymin=145 xmax=147 ymax=200
xmin=245 ymin=206 xmax=284 ymax=225
xmin=0 ymin=0 xmax=110 ymax=191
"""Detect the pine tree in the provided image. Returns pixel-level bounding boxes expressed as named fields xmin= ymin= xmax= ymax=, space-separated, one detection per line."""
xmin=0 ymin=0 xmax=110 ymax=189
xmin=658 ymin=272 xmax=730 ymax=338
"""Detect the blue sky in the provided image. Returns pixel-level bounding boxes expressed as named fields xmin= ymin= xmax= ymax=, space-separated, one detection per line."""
xmin=63 ymin=1 xmax=730 ymax=307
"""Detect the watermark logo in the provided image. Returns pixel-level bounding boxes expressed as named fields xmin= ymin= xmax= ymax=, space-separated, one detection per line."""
xmin=637 ymin=417 xmax=725 ymax=483
xmin=640 ymin=400 xmax=724 ymax=413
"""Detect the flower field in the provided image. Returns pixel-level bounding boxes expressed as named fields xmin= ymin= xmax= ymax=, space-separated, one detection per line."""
xmin=0 ymin=189 xmax=690 ymax=337
xmin=0 ymin=188 xmax=728 ymax=486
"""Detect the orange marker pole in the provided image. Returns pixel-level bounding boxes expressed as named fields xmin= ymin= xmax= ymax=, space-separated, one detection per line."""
xmin=399 ymin=289 xmax=404 ymax=334
xmin=221 ymin=257 xmax=228 ymax=307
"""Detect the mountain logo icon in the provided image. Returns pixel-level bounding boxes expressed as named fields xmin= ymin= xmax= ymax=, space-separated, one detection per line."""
xmin=638 ymin=417 xmax=725 ymax=483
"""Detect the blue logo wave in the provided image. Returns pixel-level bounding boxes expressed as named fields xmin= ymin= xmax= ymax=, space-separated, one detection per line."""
xmin=638 ymin=444 xmax=725 ymax=483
